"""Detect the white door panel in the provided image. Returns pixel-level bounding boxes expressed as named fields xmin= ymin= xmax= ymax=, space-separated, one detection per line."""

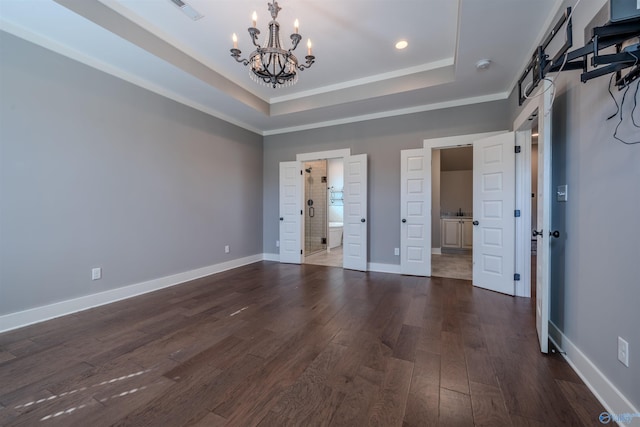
xmin=279 ymin=161 xmax=302 ymax=264
xmin=536 ymin=84 xmax=553 ymax=353
xmin=473 ymin=133 xmax=516 ymax=295
xmin=343 ymin=154 xmax=368 ymax=271
xmin=401 ymin=149 xmax=430 ymax=276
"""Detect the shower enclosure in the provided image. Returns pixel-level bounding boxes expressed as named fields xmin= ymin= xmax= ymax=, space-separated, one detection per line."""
xmin=303 ymin=160 xmax=327 ymax=256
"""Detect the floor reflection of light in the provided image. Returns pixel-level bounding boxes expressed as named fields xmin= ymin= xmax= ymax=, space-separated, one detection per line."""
xmin=230 ymin=306 xmax=249 ymax=316
xmin=40 ymin=405 xmax=86 ymax=421
xmin=11 ymin=368 xmax=154 ymax=422
xmin=39 ymin=385 xmax=148 ymax=421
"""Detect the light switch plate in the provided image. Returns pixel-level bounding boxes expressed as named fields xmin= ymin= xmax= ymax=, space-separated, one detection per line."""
xmin=557 ymin=185 xmax=568 ymax=202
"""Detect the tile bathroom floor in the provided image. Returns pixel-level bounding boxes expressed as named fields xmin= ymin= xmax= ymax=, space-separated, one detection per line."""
xmin=431 ymin=253 xmax=472 ymax=280
xmin=304 ymin=246 xmax=343 ymax=268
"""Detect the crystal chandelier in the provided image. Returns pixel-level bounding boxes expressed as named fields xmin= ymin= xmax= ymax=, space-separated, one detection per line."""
xmin=230 ymin=1 xmax=315 ymax=88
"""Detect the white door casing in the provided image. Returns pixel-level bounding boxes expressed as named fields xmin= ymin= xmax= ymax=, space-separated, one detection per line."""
xmin=400 ymin=149 xmax=430 ymax=276
xmin=472 ymin=132 xmax=516 ymax=295
xmin=279 ymin=161 xmax=302 ymax=264
xmin=343 ymin=154 xmax=368 ymax=271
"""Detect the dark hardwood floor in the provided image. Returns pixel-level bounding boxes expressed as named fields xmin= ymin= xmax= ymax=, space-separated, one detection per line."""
xmin=0 ymin=262 xmax=605 ymax=426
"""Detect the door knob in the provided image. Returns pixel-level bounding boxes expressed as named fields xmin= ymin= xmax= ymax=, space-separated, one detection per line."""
xmin=533 ymin=229 xmax=543 ymax=237
xmin=550 ymin=230 xmax=560 ymax=238
xmin=402 ymin=219 xmax=407 ymax=223
xmin=472 ymin=220 xmax=479 ymax=226
xmin=361 ymin=218 xmax=366 ymax=223
xmin=279 ymin=217 xmax=284 ymax=221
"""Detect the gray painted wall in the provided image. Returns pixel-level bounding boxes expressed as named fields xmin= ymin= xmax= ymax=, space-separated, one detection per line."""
xmin=511 ymin=0 xmax=640 ymax=409
xmin=440 ymin=170 xmax=473 ymax=215
xmin=0 ymin=33 xmax=263 ymax=315
xmin=263 ymin=101 xmax=511 ymax=264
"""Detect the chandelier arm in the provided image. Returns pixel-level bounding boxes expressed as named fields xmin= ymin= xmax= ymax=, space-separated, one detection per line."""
xmin=230 ymin=48 xmax=250 ymax=66
xmin=297 ymin=55 xmax=315 ymax=70
xmin=248 ymin=28 xmax=261 ymax=48
xmin=290 ymin=33 xmax=302 ymax=51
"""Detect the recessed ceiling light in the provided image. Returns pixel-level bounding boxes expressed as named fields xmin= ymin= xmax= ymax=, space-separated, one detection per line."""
xmin=395 ymin=40 xmax=408 ymax=50
xmin=475 ymin=59 xmax=491 ymax=70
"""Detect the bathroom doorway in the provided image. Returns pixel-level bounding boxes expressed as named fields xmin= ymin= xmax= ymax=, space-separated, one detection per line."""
xmin=303 ymin=158 xmax=344 ymax=268
xmin=431 ymin=146 xmax=473 ymax=280
xmin=303 ymin=160 xmax=328 ymax=256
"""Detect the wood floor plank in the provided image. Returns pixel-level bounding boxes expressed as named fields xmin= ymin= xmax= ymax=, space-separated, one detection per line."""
xmin=269 ymin=382 xmax=345 ymax=425
xmin=439 ymin=387 xmax=474 ymax=426
xmin=186 ymin=411 xmax=227 ymax=427
xmin=213 ymin=321 xmax=339 ymax=424
xmin=469 ymin=381 xmax=512 ymax=427
xmin=329 ymin=367 xmax=382 ymax=426
xmin=440 ymin=331 xmax=469 ymax=395
xmin=464 ymin=346 xmax=498 ymax=387
xmin=392 ymin=324 xmax=421 ymax=362
xmin=366 ymin=357 xmax=413 ymax=426
xmin=556 ymin=379 xmax=607 ymax=426
xmin=403 ymin=369 xmax=439 ymax=426
xmin=0 ymin=261 xmax=607 ymax=426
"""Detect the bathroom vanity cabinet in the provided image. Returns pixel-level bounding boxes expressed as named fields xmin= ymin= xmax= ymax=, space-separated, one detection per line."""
xmin=441 ymin=218 xmax=473 ymax=249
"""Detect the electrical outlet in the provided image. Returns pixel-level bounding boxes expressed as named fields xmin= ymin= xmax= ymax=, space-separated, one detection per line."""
xmin=91 ymin=267 xmax=102 ymax=281
xmin=276 ymin=240 xmax=280 ymax=247
xmin=618 ymin=336 xmax=629 ymax=367
xmin=225 ymin=245 xmax=230 ymax=254
xmin=394 ymin=248 xmax=400 ymax=256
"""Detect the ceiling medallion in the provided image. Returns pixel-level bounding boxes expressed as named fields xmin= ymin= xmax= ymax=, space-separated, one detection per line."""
xmin=230 ymin=1 xmax=315 ymax=89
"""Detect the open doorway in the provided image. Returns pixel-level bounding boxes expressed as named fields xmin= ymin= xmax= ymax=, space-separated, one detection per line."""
xmin=431 ymin=146 xmax=473 ymax=280
xmin=419 ymin=131 xmax=516 ymax=294
xmin=530 ymin=123 xmax=539 ymax=300
xmin=280 ymin=147 xmax=367 ymax=271
xmin=303 ymin=158 xmax=344 ymax=268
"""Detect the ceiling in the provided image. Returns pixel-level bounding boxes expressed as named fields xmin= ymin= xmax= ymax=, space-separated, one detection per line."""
xmin=0 ymin=0 xmax=561 ymax=135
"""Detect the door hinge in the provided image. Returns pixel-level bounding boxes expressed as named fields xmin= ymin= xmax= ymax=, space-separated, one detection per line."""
xmin=515 ymin=145 xmax=521 ymax=153
xmin=301 ymin=249 xmax=303 ymax=255
xmin=301 ymin=210 xmax=303 ymax=215
xmin=300 ymin=170 xmax=303 ymax=175
xmin=514 ymin=209 xmax=521 ymax=217
xmin=514 ymin=273 xmax=521 ymax=281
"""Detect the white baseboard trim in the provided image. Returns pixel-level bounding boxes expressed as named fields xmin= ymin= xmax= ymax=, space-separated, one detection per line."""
xmin=262 ymin=254 xmax=401 ymax=275
xmin=0 ymin=254 xmax=264 ymax=334
xmin=549 ymin=321 xmax=639 ymax=427
xmin=368 ymin=262 xmax=401 ymax=274
xmin=432 ymin=248 xmax=442 ymax=255
xmin=262 ymin=253 xmax=280 ymax=262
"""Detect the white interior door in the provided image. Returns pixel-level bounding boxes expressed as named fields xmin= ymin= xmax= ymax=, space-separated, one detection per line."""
xmin=472 ymin=132 xmax=516 ymax=295
xmin=536 ymin=86 xmax=553 ymax=353
xmin=343 ymin=154 xmax=368 ymax=271
xmin=279 ymin=161 xmax=302 ymax=264
xmin=400 ymin=148 xmax=430 ymax=276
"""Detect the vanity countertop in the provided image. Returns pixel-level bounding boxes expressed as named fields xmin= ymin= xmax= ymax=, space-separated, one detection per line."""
xmin=441 ymin=216 xmax=472 ymax=219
